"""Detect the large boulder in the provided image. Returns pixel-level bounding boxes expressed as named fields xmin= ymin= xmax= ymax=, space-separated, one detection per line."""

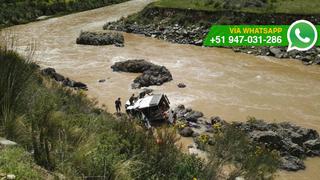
xmin=249 ymin=130 xmax=282 ymax=147
xmin=179 ymin=127 xmax=194 ymax=137
xmin=210 ymin=116 xmax=227 ymax=126
xmin=76 ymin=31 xmax=124 ymax=46
xmin=174 ymin=104 xmax=188 ymax=119
xmin=184 ymin=111 xmax=204 ymax=123
xmin=111 ymin=59 xmax=154 ymax=72
xmin=41 ymin=67 xmax=56 ymax=76
xmin=280 ymin=155 xmax=305 ymax=171
xmin=297 ymin=128 xmax=319 ymax=142
xmin=303 ymin=139 xmax=320 ymax=155
xmin=133 ymin=65 xmax=172 ymax=88
xmin=269 ymin=47 xmax=284 ymax=58
xmin=111 ymin=60 xmax=172 ymax=88
xmin=42 ymin=67 xmax=65 ymax=82
xmin=281 ymin=139 xmax=305 ymax=157
xmin=62 ymin=78 xmax=88 ymax=90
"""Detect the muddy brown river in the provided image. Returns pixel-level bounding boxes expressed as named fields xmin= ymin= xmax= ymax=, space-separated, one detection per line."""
xmin=5 ymin=0 xmax=320 ymax=179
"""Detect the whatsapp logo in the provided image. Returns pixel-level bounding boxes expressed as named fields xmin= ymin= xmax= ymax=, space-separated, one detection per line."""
xmin=287 ymin=20 xmax=318 ymax=52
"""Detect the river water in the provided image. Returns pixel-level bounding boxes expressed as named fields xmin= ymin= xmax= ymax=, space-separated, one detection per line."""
xmin=5 ymin=0 xmax=320 ymax=179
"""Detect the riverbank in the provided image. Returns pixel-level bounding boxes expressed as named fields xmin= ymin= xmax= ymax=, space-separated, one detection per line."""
xmin=0 ymin=0 xmax=129 ymax=28
xmin=171 ymin=104 xmax=320 ymax=172
xmin=104 ymin=6 xmax=320 ymax=65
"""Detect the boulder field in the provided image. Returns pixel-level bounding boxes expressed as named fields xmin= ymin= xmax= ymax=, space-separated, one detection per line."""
xmin=173 ymin=104 xmax=320 ymax=171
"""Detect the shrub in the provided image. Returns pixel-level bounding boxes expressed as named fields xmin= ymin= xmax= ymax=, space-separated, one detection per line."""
xmin=0 ymin=147 xmax=42 ymax=179
xmin=0 ymin=49 xmax=35 ymax=139
xmin=203 ymin=124 xmax=280 ymax=179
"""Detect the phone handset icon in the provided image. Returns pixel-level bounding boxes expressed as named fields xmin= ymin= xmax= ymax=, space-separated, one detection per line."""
xmin=295 ymin=28 xmax=311 ymax=43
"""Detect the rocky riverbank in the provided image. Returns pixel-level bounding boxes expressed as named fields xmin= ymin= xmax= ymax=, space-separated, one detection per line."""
xmin=111 ymin=59 xmax=173 ymax=88
xmin=104 ymin=7 xmax=320 ymax=65
xmin=41 ymin=67 xmax=88 ymax=90
xmin=172 ymin=104 xmax=320 ymax=171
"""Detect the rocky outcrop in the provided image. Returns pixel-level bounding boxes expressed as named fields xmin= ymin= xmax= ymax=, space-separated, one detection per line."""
xmin=234 ymin=120 xmax=320 ymax=171
xmin=172 ymin=104 xmax=320 ymax=171
xmin=280 ymin=155 xmax=305 ymax=171
xmin=104 ymin=21 xmax=208 ymax=46
xmin=76 ymin=31 xmax=124 ymax=47
xmin=232 ymin=46 xmax=320 ymax=65
xmin=41 ymin=68 xmax=65 ymax=81
xmin=41 ymin=68 xmax=88 ymax=90
xmin=111 ymin=59 xmax=173 ymax=88
xmin=104 ymin=7 xmax=320 ymax=65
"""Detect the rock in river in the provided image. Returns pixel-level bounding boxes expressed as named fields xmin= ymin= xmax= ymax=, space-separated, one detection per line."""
xmin=280 ymin=155 xmax=306 ymax=171
xmin=76 ymin=31 xmax=124 ymax=46
xmin=111 ymin=59 xmax=173 ymax=88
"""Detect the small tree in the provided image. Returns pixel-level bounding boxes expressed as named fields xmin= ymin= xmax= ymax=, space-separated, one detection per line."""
xmin=203 ymin=124 xmax=280 ymax=180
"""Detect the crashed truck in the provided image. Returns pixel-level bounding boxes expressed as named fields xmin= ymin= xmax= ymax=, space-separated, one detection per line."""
xmin=125 ymin=93 xmax=173 ymax=128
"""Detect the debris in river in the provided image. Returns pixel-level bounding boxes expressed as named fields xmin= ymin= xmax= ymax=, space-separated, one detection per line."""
xmin=177 ymin=83 xmax=186 ymax=88
xmin=98 ymin=79 xmax=106 ymax=83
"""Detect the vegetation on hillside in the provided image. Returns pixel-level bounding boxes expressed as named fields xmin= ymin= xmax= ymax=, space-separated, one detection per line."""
xmin=0 ymin=0 xmax=128 ymax=28
xmin=153 ymin=0 xmax=320 ymax=14
xmin=0 ymin=147 xmax=43 ymax=179
xmin=0 ymin=33 xmax=279 ymax=179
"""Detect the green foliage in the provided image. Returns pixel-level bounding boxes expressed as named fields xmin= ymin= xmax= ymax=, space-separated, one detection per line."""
xmin=0 ymin=0 xmax=129 ymax=28
xmin=204 ymin=124 xmax=280 ymax=180
xmin=0 ymin=147 xmax=42 ymax=179
xmin=0 ymin=49 xmax=36 ymax=139
xmin=153 ymin=0 xmax=320 ymax=14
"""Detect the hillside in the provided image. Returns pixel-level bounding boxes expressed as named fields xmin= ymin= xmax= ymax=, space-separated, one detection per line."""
xmin=154 ymin=0 xmax=320 ymax=14
xmin=0 ymin=0 xmax=129 ymax=28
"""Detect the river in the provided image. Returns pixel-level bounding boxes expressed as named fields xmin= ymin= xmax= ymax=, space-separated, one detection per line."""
xmin=5 ymin=0 xmax=320 ymax=179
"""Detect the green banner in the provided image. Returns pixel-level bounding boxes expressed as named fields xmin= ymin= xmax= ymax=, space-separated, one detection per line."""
xmin=204 ymin=25 xmax=320 ymax=47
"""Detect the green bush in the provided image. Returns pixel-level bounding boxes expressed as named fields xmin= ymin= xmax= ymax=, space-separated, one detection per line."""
xmin=204 ymin=124 xmax=280 ymax=180
xmin=0 ymin=147 xmax=42 ymax=179
xmin=0 ymin=49 xmax=36 ymax=139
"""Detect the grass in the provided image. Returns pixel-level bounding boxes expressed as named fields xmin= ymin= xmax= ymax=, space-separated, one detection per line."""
xmin=153 ymin=0 xmax=320 ymax=15
xmin=0 ymin=147 xmax=43 ymax=179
